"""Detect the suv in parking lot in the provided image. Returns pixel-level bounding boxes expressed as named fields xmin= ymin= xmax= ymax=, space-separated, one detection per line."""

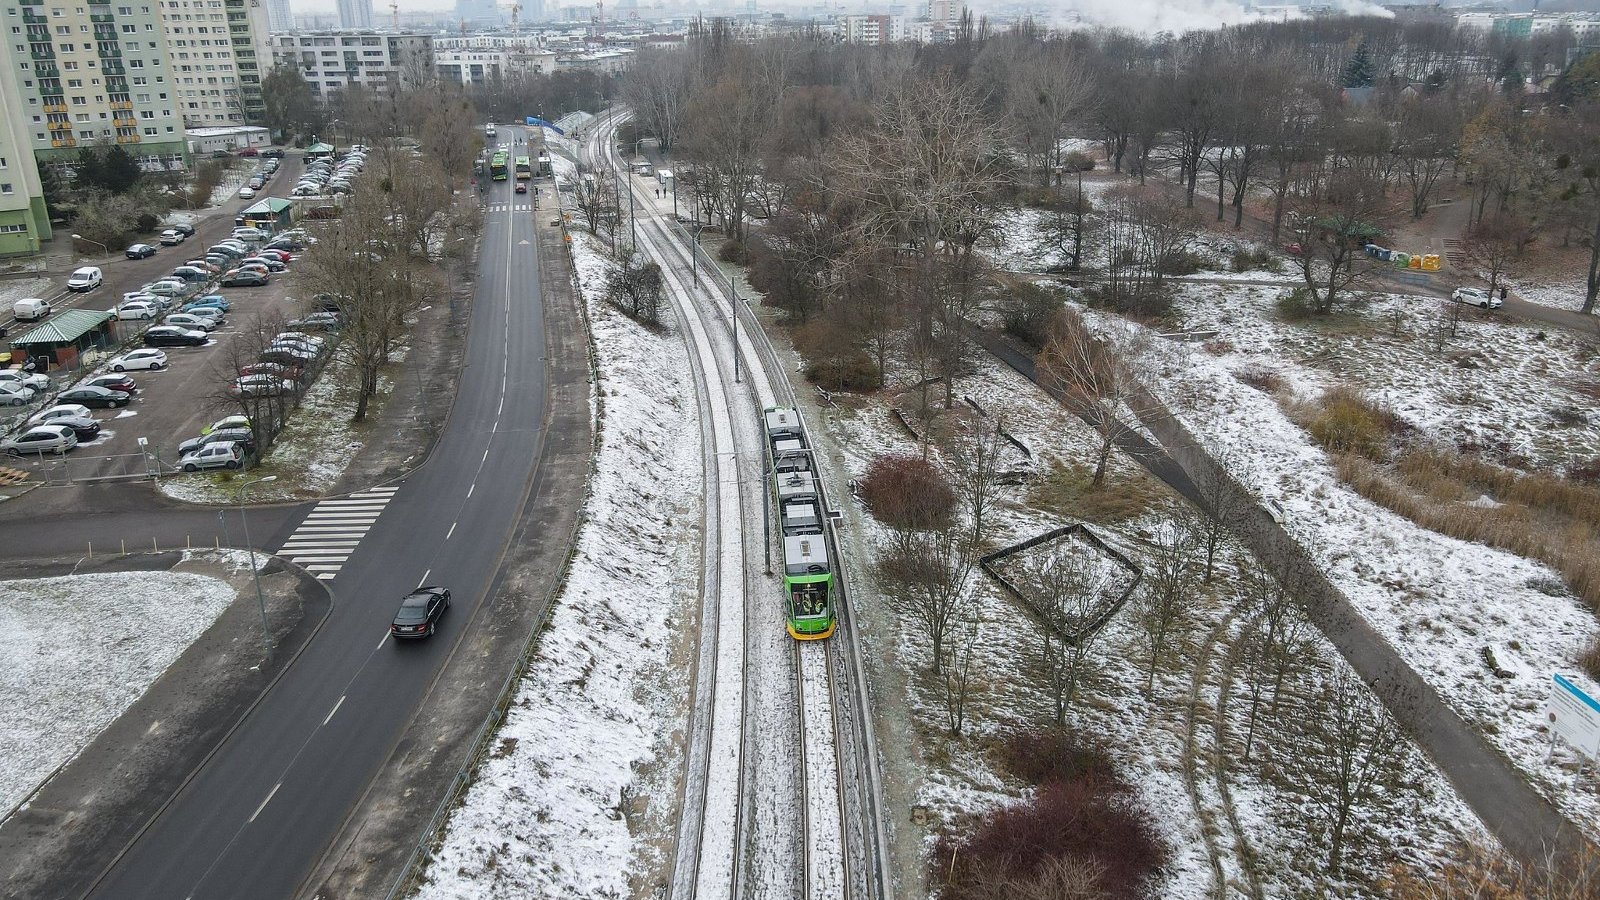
xmin=179 ymin=441 xmax=243 ymax=471
xmin=2 ymin=424 xmax=76 ymax=456
xmin=144 ymin=326 xmax=208 ymax=347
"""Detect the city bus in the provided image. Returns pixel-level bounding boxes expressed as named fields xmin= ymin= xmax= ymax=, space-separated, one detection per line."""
xmin=490 ymin=150 xmax=508 ymax=181
xmin=514 ymin=156 xmax=532 ymax=180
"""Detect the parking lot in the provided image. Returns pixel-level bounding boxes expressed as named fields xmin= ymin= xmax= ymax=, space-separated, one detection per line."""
xmin=1 ymin=152 xmax=328 ymax=482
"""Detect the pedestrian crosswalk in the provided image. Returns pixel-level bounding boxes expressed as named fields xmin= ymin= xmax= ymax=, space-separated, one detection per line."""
xmin=486 ymin=203 xmax=537 ymax=212
xmin=277 ymin=486 xmax=398 ymax=581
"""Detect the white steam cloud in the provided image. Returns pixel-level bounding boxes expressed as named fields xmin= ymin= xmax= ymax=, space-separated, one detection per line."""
xmin=1043 ymin=0 xmax=1394 ymax=34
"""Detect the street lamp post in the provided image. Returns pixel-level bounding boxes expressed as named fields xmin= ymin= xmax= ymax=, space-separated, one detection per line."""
xmin=691 ymin=223 xmax=706 ymax=289
xmin=71 ymin=233 xmax=108 ymax=256
xmin=237 ymin=475 xmax=278 ymax=657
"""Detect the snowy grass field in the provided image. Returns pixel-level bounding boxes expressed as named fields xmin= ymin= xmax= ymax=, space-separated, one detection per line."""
xmin=415 ymin=224 xmax=699 ymax=897
xmin=1117 ymin=279 xmax=1600 ymax=843
xmin=0 ymin=569 xmax=236 ymax=817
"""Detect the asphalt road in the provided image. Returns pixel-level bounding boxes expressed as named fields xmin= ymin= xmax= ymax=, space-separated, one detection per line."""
xmin=82 ymin=126 xmax=552 ymax=900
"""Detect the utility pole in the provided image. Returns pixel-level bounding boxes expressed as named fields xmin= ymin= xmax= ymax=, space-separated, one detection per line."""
xmin=628 ymin=170 xmax=637 ymax=251
xmin=732 ymin=293 xmax=740 ymax=383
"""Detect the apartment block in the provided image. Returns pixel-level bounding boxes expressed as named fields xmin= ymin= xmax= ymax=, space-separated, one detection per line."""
xmin=271 ymin=31 xmax=431 ymax=96
xmin=433 ymin=34 xmax=555 ymax=84
xmin=159 ymin=0 xmax=271 ymax=127
xmin=2 ymin=0 xmax=187 ymax=164
xmin=265 ymin=0 xmax=288 ymax=31
xmin=0 ymin=54 xmax=51 ymax=255
xmin=334 ymin=0 xmax=368 ymax=29
xmin=835 ymin=14 xmax=902 ymax=45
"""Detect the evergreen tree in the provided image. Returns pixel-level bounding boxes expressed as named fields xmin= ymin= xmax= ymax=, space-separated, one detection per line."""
xmin=1342 ymin=41 xmax=1376 ymax=89
xmin=37 ymin=163 xmax=67 ymax=217
xmin=72 ymin=146 xmax=104 ymax=192
xmin=100 ymin=144 xmax=143 ymax=194
xmin=1552 ymin=52 xmax=1600 ymax=107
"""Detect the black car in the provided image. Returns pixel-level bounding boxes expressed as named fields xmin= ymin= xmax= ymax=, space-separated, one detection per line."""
xmin=390 ymin=586 xmax=451 ymax=639
xmin=178 ymin=427 xmax=255 ymax=457
xmin=57 ymin=385 xmax=131 ymax=409
xmin=145 ymin=326 xmax=207 ymax=348
xmin=172 ymin=222 xmax=196 ymax=237
xmin=125 ymin=243 xmax=158 ymax=259
xmin=81 ymin=373 xmax=138 ymax=394
xmin=47 ymin=415 xmax=101 ymax=441
xmin=261 ymin=148 xmax=284 ymax=159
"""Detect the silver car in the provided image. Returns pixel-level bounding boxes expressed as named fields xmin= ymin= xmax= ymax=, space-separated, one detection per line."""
xmin=2 ymin=424 xmax=77 ymax=456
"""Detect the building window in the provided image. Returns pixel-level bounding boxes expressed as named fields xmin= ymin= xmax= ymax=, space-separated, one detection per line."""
xmin=0 ymin=224 xmax=30 ymax=234
xmin=0 ymin=183 xmax=12 ymax=194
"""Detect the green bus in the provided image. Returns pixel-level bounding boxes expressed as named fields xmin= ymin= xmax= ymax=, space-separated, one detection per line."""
xmin=514 ymin=156 xmax=532 ymax=180
xmin=490 ymin=150 xmax=508 ymax=181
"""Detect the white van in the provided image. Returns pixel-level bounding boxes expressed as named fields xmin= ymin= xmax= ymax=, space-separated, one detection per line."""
xmin=67 ymin=266 xmax=102 ymax=292
xmin=12 ymin=298 xmax=50 ymax=321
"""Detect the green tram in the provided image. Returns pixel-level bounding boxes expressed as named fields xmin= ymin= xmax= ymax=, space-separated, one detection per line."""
xmin=763 ymin=406 xmax=837 ymax=640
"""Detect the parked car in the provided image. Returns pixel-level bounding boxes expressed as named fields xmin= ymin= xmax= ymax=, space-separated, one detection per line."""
xmin=181 ymin=300 xmax=230 ymax=316
xmin=2 ymin=424 xmax=76 ymax=456
xmin=1451 ymin=287 xmax=1501 ymax=309
xmin=288 ymin=311 xmax=343 ymax=331
xmin=79 ymin=373 xmax=137 ymax=394
xmin=169 ymin=222 xmax=196 ymax=237
xmin=203 ymin=254 xmax=234 ymax=269
xmin=67 ymin=266 xmax=102 ymax=291
xmin=179 ymin=441 xmax=243 ymax=472
xmin=116 ymin=301 xmax=162 ymax=321
xmin=31 ymin=403 xmax=93 ymax=425
xmin=255 ymin=249 xmax=293 ymax=263
xmin=125 ymin=243 xmax=158 ymax=259
xmin=164 ymin=313 xmax=220 ymax=332
xmin=179 ymin=427 xmax=255 ymax=457
xmin=57 ymin=385 xmax=131 ymax=409
xmin=0 ymin=369 xmax=49 ymax=391
xmin=238 ymin=186 xmax=256 ymax=199
xmin=208 ymin=244 xmax=247 ymax=259
xmin=12 ymin=298 xmax=50 ymax=321
xmin=237 ymin=146 xmax=259 ymax=158
xmin=240 ymin=361 xmax=304 ymax=382
xmin=185 ymin=260 xmax=222 ymax=274
xmin=261 ymin=148 xmax=284 ymax=159
xmin=230 ymin=374 xmax=297 ymax=398
xmin=38 ymin=414 xmax=99 ymax=441
xmin=221 ymin=269 xmax=268 ymax=287
xmin=203 ymin=414 xmax=251 ymax=435
xmin=390 ymin=586 xmax=451 ymax=639
xmin=144 ymin=326 xmax=208 ymax=348
xmin=159 ymin=229 xmax=187 ymax=246
xmin=170 ymin=265 xmax=211 ymax=281
xmin=0 ymin=382 xmax=37 ymax=407
xmin=141 ymin=281 xmax=188 ymax=299
xmin=247 ymin=178 xmax=264 ymax=191
xmin=232 ymin=227 xmax=268 ymax=242
xmin=275 ymin=332 xmax=324 ymax=348
xmin=260 ymin=347 xmax=315 ymax=365
xmin=270 ymin=339 xmax=321 ymax=357
xmin=107 ymin=349 xmax=167 ymax=371
xmin=241 ymin=256 xmax=286 ymax=272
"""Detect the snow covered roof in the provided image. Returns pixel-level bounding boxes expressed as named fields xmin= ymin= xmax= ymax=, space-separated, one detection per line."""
xmin=783 ymin=534 xmax=829 ymax=576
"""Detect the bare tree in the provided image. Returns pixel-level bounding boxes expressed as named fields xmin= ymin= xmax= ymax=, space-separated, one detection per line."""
xmin=1134 ymin=517 xmax=1201 ymax=696
xmin=1284 ymin=663 xmax=1404 ymax=877
xmin=1287 ymin=170 xmax=1391 ymax=315
xmin=1394 ymin=95 xmax=1464 ymax=219
xmin=878 ymin=524 xmax=976 ymax=677
xmin=606 ymin=252 xmax=664 ymax=324
xmin=1018 ymin=543 xmax=1124 ymax=723
xmin=572 ymin=162 xmax=620 ymax=237
xmin=942 ymin=418 xmax=1007 ymax=546
xmin=1237 ymin=565 xmax=1311 ymax=761
xmin=1036 ymin=308 xmax=1149 ymax=489
xmin=1005 ymin=41 xmax=1098 ymax=186
xmin=938 ymin=605 xmax=981 ymax=737
xmin=1459 ymin=212 xmax=1533 ymax=295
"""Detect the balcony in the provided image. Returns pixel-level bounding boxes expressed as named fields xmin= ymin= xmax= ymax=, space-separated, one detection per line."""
xmin=101 ymin=61 xmax=125 ymax=75
xmin=51 ymin=137 xmax=77 ymax=148
xmin=33 ymin=63 xmax=59 ymax=78
xmin=23 ymin=11 xmax=47 ymax=23
xmin=46 ymin=120 xmax=71 ymax=132
xmin=90 ymin=12 xmax=113 ymax=22
xmin=97 ymin=46 xmax=122 ymax=59
xmin=30 ymin=49 xmax=56 ymax=61
xmin=109 ymin=100 xmax=132 ymax=110
xmin=116 ymin=134 xmax=141 ymax=144
xmin=42 ymin=102 xmax=67 ymax=113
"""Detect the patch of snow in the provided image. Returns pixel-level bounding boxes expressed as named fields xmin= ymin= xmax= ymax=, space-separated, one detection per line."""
xmin=0 ymin=570 xmax=235 ymax=816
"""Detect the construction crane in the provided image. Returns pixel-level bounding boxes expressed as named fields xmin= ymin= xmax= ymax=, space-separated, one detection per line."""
xmin=389 ymin=0 xmax=398 ymax=30
xmin=508 ymin=0 xmax=521 ymax=33
xmin=591 ymin=0 xmax=604 ymax=44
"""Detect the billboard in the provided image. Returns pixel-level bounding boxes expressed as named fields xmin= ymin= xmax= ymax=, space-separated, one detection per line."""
xmin=1546 ymin=673 xmax=1600 ymax=761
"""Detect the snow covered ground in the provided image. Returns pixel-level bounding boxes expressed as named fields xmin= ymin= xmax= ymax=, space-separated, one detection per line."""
xmin=0 ymin=569 xmax=236 ymax=816
xmin=415 ymin=225 xmax=699 ymax=897
xmin=812 ymin=346 xmax=1486 ymax=898
xmin=1506 ymin=275 xmax=1592 ymax=315
xmin=1122 ymin=280 xmax=1600 ymax=843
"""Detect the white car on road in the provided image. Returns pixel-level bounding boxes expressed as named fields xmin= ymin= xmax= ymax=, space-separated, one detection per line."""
xmin=107 ymin=349 xmax=168 ymax=371
xmin=66 ymin=266 xmax=102 ymax=292
xmin=1451 ymin=287 xmax=1501 ymax=309
xmin=116 ymin=301 xmax=162 ymax=321
xmin=0 ymin=382 xmax=37 ymax=407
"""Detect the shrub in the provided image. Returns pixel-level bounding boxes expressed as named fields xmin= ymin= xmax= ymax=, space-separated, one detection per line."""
xmin=933 ymin=779 xmax=1165 ymax=900
xmin=1569 ymin=456 xmax=1600 ymax=485
xmin=1155 ymin=249 xmax=1208 ymax=276
xmin=792 ymin=318 xmax=881 ymax=392
xmin=1230 ymin=247 xmax=1283 ymax=273
xmin=999 ymin=282 xmax=1064 ymax=349
xmin=1304 ymin=386 xmax=1406 ymax=461
xmin=860 ymin=454 xmax=955 ymax=530
xmin=1276 ymin=287 xmax=1319 ymax=320
xmin=1061 ymin=150 xmax=1096 ymax=172
xmin=999 ymin=728 xmax=1119 ymax=789
xmin=717 ymin=238 xmax=749 ymax=265
xmin=1237 ymin=365 xmax=1286 ymax=394
xmin=1015 ymin=185 xmax=1071 ymax=211
xmin=1581 ymin=637 xmax=1600 ymax=684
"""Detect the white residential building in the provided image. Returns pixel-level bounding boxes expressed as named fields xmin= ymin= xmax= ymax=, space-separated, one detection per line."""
xmin=335 ymin=0 xmax=371 ymax=29
xmin=0 ymin=54 xmax=51 ymax=255
xmin=159 ymin=0 xmax=273 ymax=127
xmin=835 ymin=14 xmax=903 ymax=45
xmin=271 ymin=32 xmax=432 ymax=96
xmin=267 ymin=0 xmax=293 ymax=32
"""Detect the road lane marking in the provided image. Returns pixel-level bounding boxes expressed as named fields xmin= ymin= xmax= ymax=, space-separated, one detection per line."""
xmin=446 ymin=522 xmax=457 ymax=540
xmin=248 ymin=782 xmax=280 ymax=823
xmin=419 ymin=568 xmax=431 ymax=584
xmin=481 ymin=448 xmax=490 ymax=463
xmin=323 ymin=695 xmax=345 ymax=725
xmin=466 ymin=483 xmax=475 ymax=498
xmin=376 ymin=633 xmax=388 ymax=651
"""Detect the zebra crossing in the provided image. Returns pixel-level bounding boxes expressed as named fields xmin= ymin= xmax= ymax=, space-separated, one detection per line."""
xmin=486 ymin=203 xmax=537 ymax=212
xmin=277 ymin=486 xmax=399 ymax=580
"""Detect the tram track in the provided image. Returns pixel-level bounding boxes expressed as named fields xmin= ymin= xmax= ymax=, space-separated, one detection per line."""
xmin=585 ymin=110 xmax=889 ymax=900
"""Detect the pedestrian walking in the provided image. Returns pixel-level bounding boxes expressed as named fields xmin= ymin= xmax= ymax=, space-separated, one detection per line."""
xmin=1499 ymin=286 xmax=1508 ymax=302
